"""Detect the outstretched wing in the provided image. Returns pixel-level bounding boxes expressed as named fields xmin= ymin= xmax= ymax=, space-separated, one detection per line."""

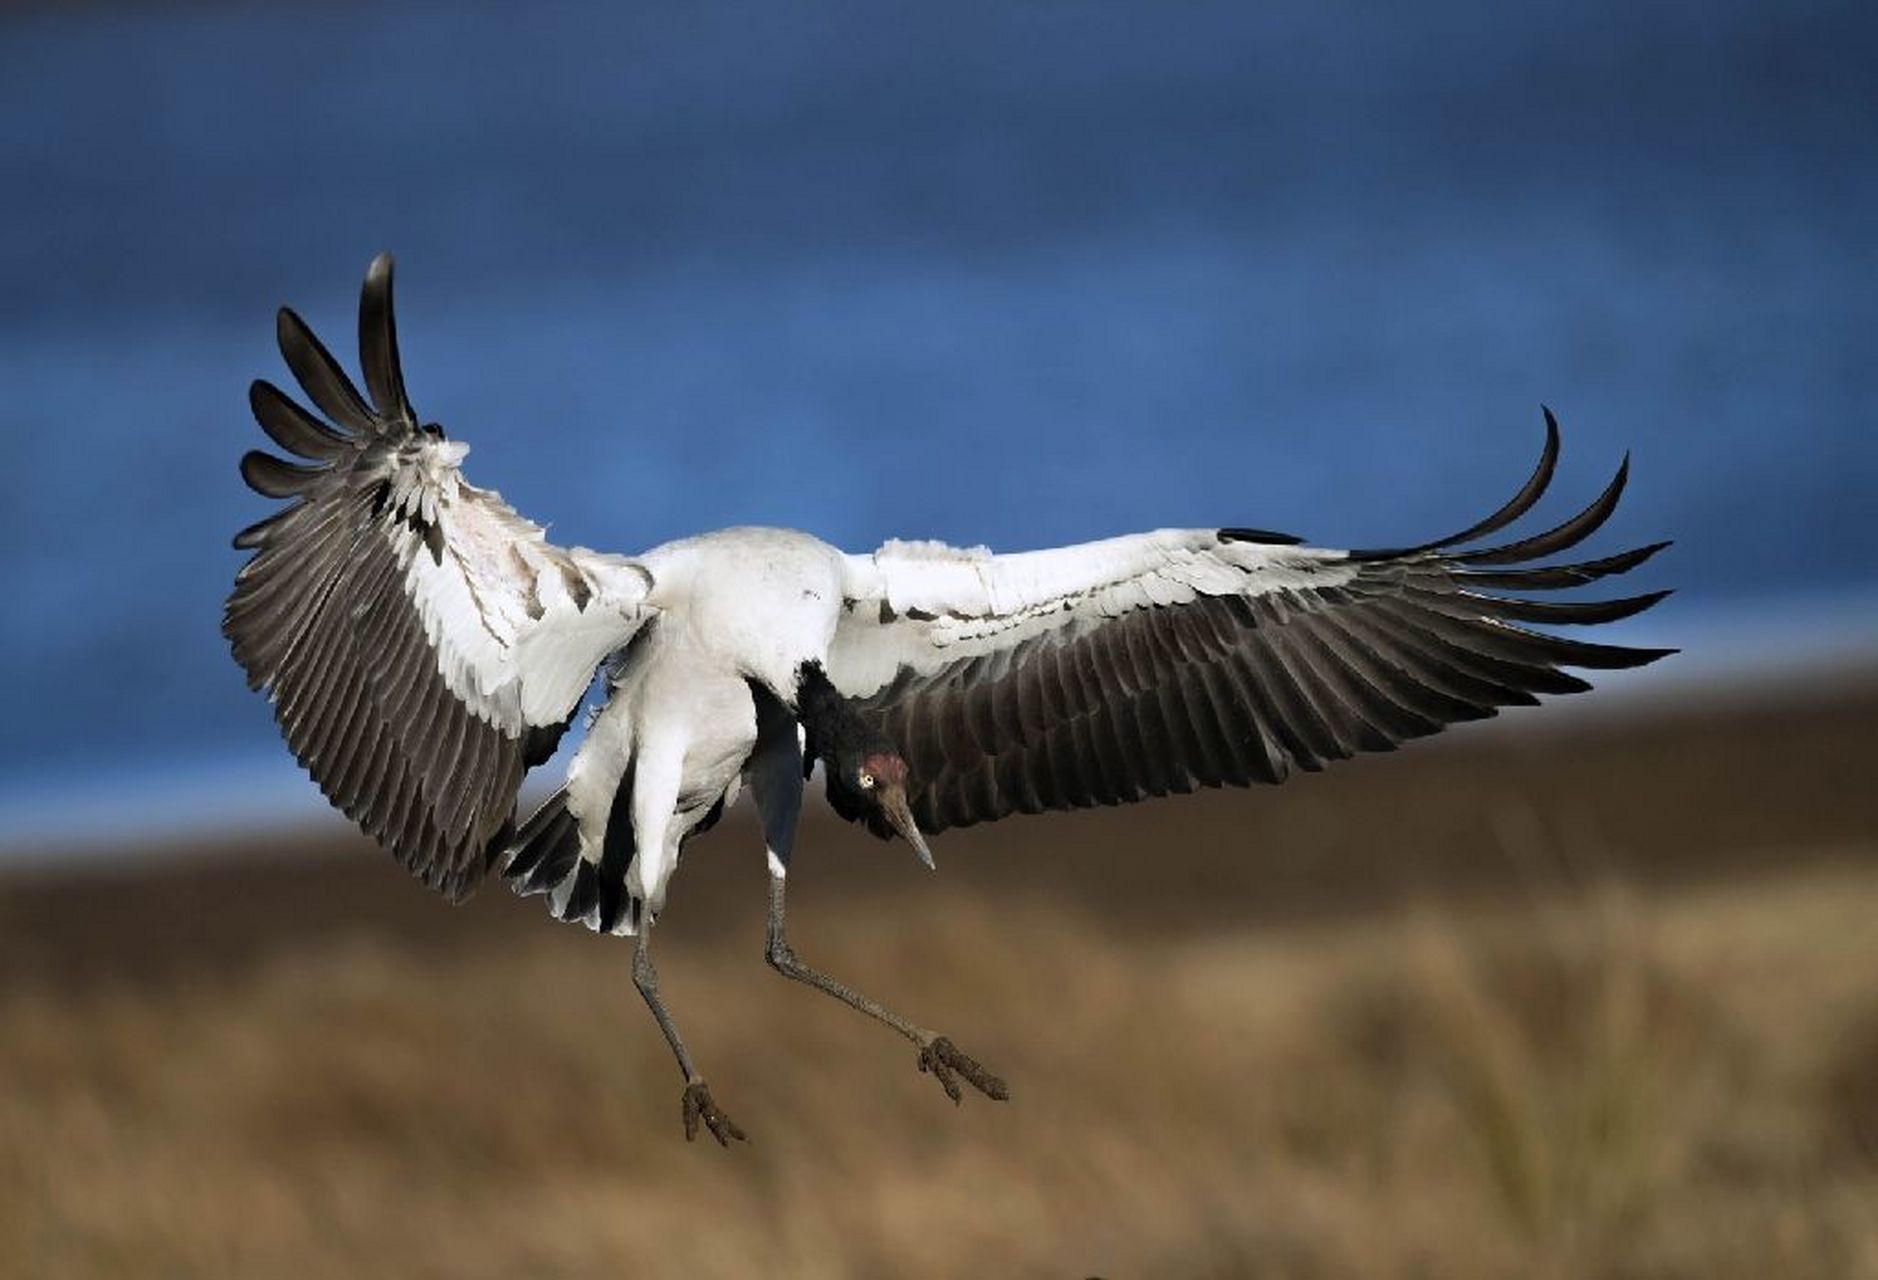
xmin=224 ymin=254 xmax=654 ymax=900
xmin=827 ymin=413 xmax=1672 ymax=835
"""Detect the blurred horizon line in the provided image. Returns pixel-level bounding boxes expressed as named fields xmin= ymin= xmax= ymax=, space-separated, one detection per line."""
xmin=3 ymin=585 xmax=1871 ymax=868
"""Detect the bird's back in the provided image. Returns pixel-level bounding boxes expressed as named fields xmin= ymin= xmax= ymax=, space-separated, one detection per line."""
xmin=641 ymin=526 xmax=851 ymax=695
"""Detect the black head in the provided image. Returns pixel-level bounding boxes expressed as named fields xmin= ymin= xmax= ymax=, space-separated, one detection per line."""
xmin=796 ymin=664 xmax=934 ymax=868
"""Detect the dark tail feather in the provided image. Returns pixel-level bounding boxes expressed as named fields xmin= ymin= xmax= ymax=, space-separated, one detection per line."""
xmin=504 ymin=788 xmax=581 ymax=897
xmin=502 ymin=778 xmax=642 ymax=935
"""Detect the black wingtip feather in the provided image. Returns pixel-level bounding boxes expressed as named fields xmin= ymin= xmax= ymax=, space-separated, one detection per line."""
xmin=239 ymin=449 xmax=321 ymax=499
xmin=1457 ymin=453 xmax=1630 ymax=567
xmin=1219 ymin=527 xmax=1304 ymax=546
xmin=358 ymin=252 xmax=416 ymax=428
xmin=1455 ymin=540 xmax=1672 ymax=591
xmin=1500 ymin=628 xmax=1678 ymax=670
xmin=249 ymin=379 xmax=352 ymax=460
xmin=1459 ymin=587 xmax=1674 ymax=627
xmin=1349 ymin=409 xmax=1561 ymax=562
xmin=276 ymin=305 xmax=378 ymax=435
xmin=232 ymin=505 xmax=299 ymax=550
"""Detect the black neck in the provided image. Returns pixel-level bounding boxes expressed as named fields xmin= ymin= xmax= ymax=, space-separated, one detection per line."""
xmin=794 ymin=661 xmax=871 ymax=763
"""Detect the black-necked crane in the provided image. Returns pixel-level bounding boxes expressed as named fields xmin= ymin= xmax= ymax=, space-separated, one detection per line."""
xmin=225 ymin=255 xmax=1672 ymax=1144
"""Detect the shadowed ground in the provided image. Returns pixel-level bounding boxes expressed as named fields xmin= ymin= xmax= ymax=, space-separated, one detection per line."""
xmin=0 ymin=678 xmax=1873 ymax=1278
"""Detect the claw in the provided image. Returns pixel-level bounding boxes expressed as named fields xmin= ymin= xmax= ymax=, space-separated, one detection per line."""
xmin=916 ymin=1036 xmax=1010 ymax=1104
xmin=920 ymin=1041 xmax=961 ymax=1102
xmin=680 ymin=1079 xmax=748 ymax=1147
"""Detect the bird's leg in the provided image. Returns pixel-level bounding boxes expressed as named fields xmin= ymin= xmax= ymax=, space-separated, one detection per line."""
xmin=763 ymin=873 xmax=1009 ymax=1105
xmin=631 ymin=925 xmax=745 ymax=1146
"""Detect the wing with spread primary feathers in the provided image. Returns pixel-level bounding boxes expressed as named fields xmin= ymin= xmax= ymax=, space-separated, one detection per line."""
xmin=827 ymin=412 xmax=1672 ymax=835
xmin=224 ymin=255 xmax=654 ymax=900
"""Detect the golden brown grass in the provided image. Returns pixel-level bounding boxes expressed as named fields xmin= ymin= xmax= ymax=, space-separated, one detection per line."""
xmin=0 ymin=683 xmax=1873 ymax=1278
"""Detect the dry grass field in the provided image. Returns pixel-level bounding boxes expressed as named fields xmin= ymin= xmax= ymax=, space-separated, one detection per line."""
xmin=1 ymin=679 xmax=1874 ymax=1278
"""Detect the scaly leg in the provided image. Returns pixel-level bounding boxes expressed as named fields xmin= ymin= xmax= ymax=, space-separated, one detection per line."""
xmin=632 ymin=924 xmax=745 ymax=1145
xmin=763 ymin=872 xmax=1009 ymax=1105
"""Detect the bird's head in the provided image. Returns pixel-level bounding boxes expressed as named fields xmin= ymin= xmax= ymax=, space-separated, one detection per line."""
xmin=794 ymin=659 xmax=934 ymax=868
xmin=827 ymin=742 xmax=933 ymax=869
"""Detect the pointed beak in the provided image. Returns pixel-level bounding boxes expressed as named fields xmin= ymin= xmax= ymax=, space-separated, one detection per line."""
xmin=880 ymin=785 xmax=935 ymax=870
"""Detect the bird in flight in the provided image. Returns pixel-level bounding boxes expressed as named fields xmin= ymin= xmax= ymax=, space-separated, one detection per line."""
xmin=225 ymin=255 xmax=1672 ymax=1144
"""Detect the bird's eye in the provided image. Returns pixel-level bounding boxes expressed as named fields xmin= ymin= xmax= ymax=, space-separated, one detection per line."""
xmin=858 ymin=772 xmax=875 ymax=789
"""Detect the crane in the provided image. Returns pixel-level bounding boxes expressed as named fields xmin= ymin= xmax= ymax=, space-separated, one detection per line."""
xmin=225 ymin=255 xmax=1672 ymax=1144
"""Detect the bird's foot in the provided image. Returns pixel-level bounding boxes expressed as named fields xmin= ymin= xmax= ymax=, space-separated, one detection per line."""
xmin=916 ymin=1035 xmax=1010 ymax=1105
xmin=681 ymin=1079 xmax=747 ymax=1147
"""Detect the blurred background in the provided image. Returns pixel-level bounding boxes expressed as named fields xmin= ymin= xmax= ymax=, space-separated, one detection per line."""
xmin=0 ymin=1 xmax=1873 ymax=1276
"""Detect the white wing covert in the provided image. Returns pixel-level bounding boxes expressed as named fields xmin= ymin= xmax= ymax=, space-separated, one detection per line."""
xmin=828 ymin=415 xmax=1673 ymax=835
xmin=224 ymin=255 xmax=654 ymax=900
